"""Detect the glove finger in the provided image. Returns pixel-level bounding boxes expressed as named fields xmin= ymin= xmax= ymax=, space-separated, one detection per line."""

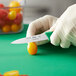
xmin=71 ymin=33 xmax=76 ymax=46
xmin=69 ymin=27 xmax=76 ymax=46
xmin=50 ymin=23 xmax=57 ymax=31
xmin=26 ymin=15 xmax=49 ymax=37
xmin=26 ymin=15 xmax=57 ymax=37
xmin=72 ymin=41 xmax=76 ymax=46
xmin=60 ymin=39 xmax=71 ymax=48
xmin=50 ymin=29 xmax=60 ymax=46
xmin=26 ymin=23 xmax=36 ymax=37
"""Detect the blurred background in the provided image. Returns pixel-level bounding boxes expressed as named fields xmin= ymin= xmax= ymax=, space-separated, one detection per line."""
xmin=0 ymin=0 xmax=76 ymax=24
xmin=24 ymin=0 xmax=76 ymax=24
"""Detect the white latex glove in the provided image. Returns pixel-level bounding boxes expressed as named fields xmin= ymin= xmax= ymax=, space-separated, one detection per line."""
xmin=26 ymin=15 xmax=57 ymax=45
xmin=50 ymin=4 xmax=76 ymax=48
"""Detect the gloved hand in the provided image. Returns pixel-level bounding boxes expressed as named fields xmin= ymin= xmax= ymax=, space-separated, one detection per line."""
xmin=26 ymin=15 xmax=57 ymax=45
xmin=50 ymin=4 xmax=76 ymax=48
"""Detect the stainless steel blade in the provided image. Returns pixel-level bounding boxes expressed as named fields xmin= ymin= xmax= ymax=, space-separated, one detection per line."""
xmin=11 ymin=33 xmax=48 ymax=44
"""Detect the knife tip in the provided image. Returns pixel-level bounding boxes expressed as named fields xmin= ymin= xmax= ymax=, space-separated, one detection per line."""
xmin=11 ymin=42 xmax=15 ymax=44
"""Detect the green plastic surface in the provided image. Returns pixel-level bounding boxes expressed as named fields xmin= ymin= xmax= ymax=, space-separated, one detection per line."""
xmin=45 ymin=31 xmax=53 ymax=41
xmin=0 ymin=24 xmax=76 ymax=76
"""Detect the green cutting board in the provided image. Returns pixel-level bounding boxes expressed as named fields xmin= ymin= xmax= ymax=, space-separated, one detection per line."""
xmin=0 ymin=24 xmax=76 ymax=76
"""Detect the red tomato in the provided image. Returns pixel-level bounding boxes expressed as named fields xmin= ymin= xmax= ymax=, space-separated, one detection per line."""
xmin=0 ymin=4 xmax=4 ymax=8
xmin=0 ymin=9 xmax=8 ymax=19
xmin=14 ymin=13 xmax=23 ymax=25
xmin=0 ymin=20 xmax=5 ymax=27
xmin=5 ymin=16 xmax=14 ymax=25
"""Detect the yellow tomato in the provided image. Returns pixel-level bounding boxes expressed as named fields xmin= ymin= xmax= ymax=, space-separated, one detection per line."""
xmin=11 ymin=24 xmax=20 ymax=32
xmin=18 ymin=24 xmax=22 ymax=30
xmin=27 ymin=42 xmax=37 ymax=55
xmin=2 ymin=25 xmax=11 ymax=33
xmin=9 ymin=1 xmax=21 ymax=13
xmin=8 ymin=11 xmax=16 ymax=20
xmin=4 ymin=70 xmax=19 ymax=76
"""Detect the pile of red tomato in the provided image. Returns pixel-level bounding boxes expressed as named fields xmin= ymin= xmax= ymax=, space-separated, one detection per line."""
xmin=0 ymin=1 xmax=23 ymax=33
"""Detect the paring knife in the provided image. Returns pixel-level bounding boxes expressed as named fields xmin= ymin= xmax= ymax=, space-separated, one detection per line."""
xmin=11 ymin=32 xmax=53 ymax=44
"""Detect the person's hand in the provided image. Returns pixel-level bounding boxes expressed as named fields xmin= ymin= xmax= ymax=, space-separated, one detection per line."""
xmin=26 ymin=15 xmax=57 ymax=45
xmin=50 ymin=4 xmax=76 ymax=48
